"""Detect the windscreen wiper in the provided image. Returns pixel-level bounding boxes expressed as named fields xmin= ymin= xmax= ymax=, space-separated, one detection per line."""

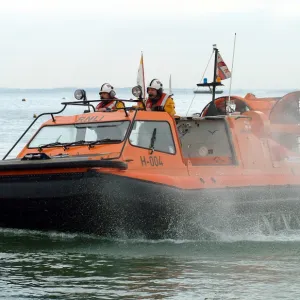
xmin=38 ymin=142 xmax=66 ymax=151
xmin=88 ymin=138 xmax=122 ymax=148
xmin=38 ymin=139 xmax=122 ymax=151
xmin=149 ymin=128 xmax=157 ymax=154
xmin=62 ymin=140 xmax=91 ymax=150
xmin=38 ymin=140 xmax=88 ymax=151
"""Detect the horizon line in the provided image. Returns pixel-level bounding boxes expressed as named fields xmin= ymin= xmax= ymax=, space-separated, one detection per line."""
xmin=0 ymin=87 xmax=298 ymax=91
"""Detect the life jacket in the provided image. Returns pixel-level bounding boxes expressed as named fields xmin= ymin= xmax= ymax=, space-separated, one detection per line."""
xmin=145 ymin=93 xmax=169 ymax=111
xmin=96 ymin=98 xmax=118 ymax=110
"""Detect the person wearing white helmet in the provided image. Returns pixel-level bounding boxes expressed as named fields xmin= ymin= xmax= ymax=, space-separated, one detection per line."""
xmin=144 ymin=79 xmax=176 ymax=116
xmin=96 ymin=83 xmax=124 ymax=112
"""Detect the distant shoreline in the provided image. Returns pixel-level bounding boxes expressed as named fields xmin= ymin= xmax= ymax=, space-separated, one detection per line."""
xmin=0 ymin=87 xmax=297 ymax=93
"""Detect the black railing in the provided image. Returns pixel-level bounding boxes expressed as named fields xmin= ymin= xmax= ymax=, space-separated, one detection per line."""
xmin=2 ymin=98 xmax=146 ymax=160
xmin=2 ymin=105 xmax=68 ymax=160
xmin=61 ymin=98 xmax=146 ymax=116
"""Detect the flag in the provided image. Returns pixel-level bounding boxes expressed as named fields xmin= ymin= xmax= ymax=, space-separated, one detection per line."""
xmin=216 ymin=53 xmax=231 ymax=80
xmin=137 ymin=52 xmax=146 ymax=99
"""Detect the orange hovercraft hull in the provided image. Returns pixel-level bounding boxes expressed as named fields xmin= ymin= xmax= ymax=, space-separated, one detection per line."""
xmin=1 ymin=94 xmax=300 ymax=239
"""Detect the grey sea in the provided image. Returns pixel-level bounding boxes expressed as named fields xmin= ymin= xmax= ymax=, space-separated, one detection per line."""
xmin=1 ymin=87 xmax=300 ymax=300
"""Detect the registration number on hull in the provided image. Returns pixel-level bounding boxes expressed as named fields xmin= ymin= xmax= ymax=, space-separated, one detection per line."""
xmin=140 ymin=155 xmax=164 ymax=167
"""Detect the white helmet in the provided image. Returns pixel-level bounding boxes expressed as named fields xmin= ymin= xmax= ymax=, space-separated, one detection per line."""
xmin=99 ymin=83 xmax=116 ymax=98
xmin=147 ymin=79 xmax=163 ymax=91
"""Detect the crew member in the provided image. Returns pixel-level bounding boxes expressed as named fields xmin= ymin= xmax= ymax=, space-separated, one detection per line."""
xmin=143 ymin=79 xmax=176 ymax=116
xmin=96 ymin=83 xmax=124 ymax=112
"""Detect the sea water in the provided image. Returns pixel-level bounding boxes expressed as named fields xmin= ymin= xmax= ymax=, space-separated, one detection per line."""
xmin=1 ymin=87 xmax=300 ymax=299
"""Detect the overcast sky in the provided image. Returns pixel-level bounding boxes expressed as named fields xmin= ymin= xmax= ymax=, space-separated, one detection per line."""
xmin=0 ymin=0 xmax=299 ymax=89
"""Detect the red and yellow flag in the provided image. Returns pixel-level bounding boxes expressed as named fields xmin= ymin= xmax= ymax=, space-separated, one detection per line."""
xmin=216 ymin=53 xmax=231 ymax=80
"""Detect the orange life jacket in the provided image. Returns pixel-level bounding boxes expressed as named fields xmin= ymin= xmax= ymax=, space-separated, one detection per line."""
xmin=96 ymin=98 xmax=118 ymax=110
xmin=145 ymin=93 xmax=169 ymax=111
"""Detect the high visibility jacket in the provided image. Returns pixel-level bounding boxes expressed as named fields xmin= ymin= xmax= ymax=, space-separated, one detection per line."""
xmin=141 ymin=93 xmax=176 ymax=116
xmin=96 ymin=98 xmax=125 ymax=110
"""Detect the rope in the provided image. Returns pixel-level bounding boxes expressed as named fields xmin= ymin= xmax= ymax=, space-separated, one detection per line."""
xmin=185 ymin=50 xmax=214 ymax=116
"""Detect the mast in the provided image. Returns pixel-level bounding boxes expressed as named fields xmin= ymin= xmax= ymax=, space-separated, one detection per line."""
xmin=194 ymin=43 xmax=224 ymax=116
xmin=197 ymin=44 xmax=223 ymax=104
xmin=212 ymin=44 xmax=218 ymax=104
xmin=212 ymin=44 xmax=226 ymax=113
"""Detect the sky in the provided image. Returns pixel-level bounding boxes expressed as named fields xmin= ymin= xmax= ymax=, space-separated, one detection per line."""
xmin=0 ymin=0 xmax=299 ymax=90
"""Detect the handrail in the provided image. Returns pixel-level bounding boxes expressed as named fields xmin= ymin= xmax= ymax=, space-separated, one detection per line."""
xmin=2 ymin=98 xmax=146 ymax=161
xmin=61 ymin=98 xmax=145 ymax=107
xmin=117 ymin=109 xmax=139 ymax=159
xmin=61 ymin=98 xmax=146 ymax=116
xmin=2 ymin=105 xmax=67 ymax=160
